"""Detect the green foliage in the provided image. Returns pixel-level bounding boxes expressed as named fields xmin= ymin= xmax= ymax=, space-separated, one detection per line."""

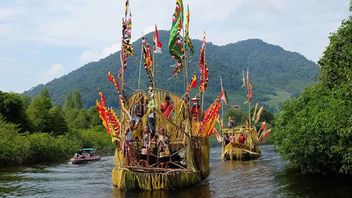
xmin=87 ymin=106 xmax=101 ymax=127
xmin=26 ymin=89 xmax=53 ymax=132
xmin=0 ymin=91 xmax=32 ymax=132
xmin=26 ymin=133 xmax=79 ymax=164
xmin=0 ymin=118 xmax=30 ymax=166
xmin=224 ymin=109 xmax=248 ymax=126
xmin=24 ymin=31 xmax=318 ymax=112
xmin=71 ymin=126 xmax=115 ymax=155
xmin=274 ymin=11 xmax=352 ymax=175
xmin=0 ymin=89 xmax=113 ymax=167
xmin=274 ymin=84 xmax=352 ymax=175
xmin=48 ymin=105 xmax=69 ymax=135
xmin=0 ymin=118 xmax=113 ymax=166
xmin=71 ymin=110 xmax=90 ymax=129
xmin=319 ymin=15 xmax=352 ymax=89
xmin=63 ymin=90 xmax=82 ymax=111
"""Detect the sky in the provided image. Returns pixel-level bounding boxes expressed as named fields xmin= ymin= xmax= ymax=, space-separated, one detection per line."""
xmin=0 ymin=0 xmax=350 ymax=93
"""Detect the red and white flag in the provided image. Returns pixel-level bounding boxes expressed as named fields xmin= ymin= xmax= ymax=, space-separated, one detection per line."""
xmin=153 ymin=25 xmax=162 ymax=54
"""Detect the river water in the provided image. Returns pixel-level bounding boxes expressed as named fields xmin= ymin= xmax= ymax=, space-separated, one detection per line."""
xmin=1 ymin=145 xmax=351 ymax=198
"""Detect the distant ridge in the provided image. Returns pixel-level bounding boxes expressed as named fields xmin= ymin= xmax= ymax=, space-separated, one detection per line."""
xmin=24 ymin=30 xmax=319 ymax=112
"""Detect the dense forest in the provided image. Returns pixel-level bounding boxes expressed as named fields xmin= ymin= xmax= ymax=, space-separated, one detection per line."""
xmin=273 ymin=3 xmax=352 ymax=176
xmin=0 ymin=90 xmax=114 ymax=166
xmin=24 ymin=31 xmax=319 ymax=113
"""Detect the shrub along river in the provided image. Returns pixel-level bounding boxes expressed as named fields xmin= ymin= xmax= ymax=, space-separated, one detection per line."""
xmin=1 ymin=145 xmax=351 ymax=198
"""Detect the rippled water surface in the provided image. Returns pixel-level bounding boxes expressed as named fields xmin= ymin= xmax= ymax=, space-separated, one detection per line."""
xmin=1 ymin=145 xmax=351 ymax=198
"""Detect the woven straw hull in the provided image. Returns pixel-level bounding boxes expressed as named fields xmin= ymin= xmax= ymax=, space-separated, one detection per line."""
xmin=221 ymin=127 xmax=261 ymax=161
xmin=221 ymin=146 xmax=260 ymax=161
xmin=112 ymin=167 xmax=202 ymax=190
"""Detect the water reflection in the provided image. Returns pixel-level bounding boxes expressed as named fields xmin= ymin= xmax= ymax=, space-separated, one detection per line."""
xmin=0 ymin=145 xmax=351 ymax=198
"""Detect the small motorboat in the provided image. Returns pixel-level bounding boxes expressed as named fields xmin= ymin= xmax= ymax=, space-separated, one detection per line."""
xmin=70 ymin=148 xmax=102 ymax=164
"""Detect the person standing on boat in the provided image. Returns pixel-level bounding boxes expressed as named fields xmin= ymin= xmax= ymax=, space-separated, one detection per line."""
xmin=131 ymin=95 xmax=144 ymax=124
xmin=157 ymin=127 xmax=170 ymax=168
xmin=124 ymin=120 xmax=136 ymax=166
xmin=239 ymin=133 xmax=247 ymax=144
xmin=190 ymin=97 xmax=201 ymax=121
xmin=227 ymin=117 xmax=235 ymax=128
xmin=160 ymin=95 xmax=174 ymax=119
xmin=147 ymin=87 xmax=156 ymax=137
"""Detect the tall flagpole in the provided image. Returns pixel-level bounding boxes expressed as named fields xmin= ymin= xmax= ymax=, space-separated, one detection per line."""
xmin=137 ymin=33 xmax=144 ymax=91
xmin=220 ymin=76 xmax=224 ymax=134
xmin=247 ymin=68 xmax=252 ymax=128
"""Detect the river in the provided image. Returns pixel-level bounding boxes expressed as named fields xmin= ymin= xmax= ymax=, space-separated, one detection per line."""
xmin=1 ymin=145 xmax=351 ymax=198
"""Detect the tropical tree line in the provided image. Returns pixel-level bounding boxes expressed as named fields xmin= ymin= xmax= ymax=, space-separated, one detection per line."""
xmin=0 ymin=89 xmax=113 ymax=167
xmin=273 ymin=2 xmax=352 ymax=176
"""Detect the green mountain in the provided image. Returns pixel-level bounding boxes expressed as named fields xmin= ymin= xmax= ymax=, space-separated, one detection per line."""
xmin=24 ymin=31 xmax=319 ymax=112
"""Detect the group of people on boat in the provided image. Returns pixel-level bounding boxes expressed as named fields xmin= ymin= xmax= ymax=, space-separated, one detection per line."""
xmin=122 ymin=94 xmax=191 ymax=168
xmin=223 ymin=117 xmax=247 ymax=146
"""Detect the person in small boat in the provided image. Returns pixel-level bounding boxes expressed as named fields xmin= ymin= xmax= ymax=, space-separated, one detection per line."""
xmin=157 ymin=127 xmax=170 ymax=168
xmin=227 ymin=117 xmax=234 ymax=128
xmin=160 ymin=95 xmax=174 ymax=119
xmin=190 ymin=97 xmax=201 ymax=121
xmin=239 ymin=133 xmax=246 ymax=144
xmin=124 ymin=120 xmax=136 ymax=166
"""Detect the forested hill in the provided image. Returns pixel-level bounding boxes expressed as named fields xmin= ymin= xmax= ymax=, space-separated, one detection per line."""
xmin=24 ymin=30 xmax=319 ymax=112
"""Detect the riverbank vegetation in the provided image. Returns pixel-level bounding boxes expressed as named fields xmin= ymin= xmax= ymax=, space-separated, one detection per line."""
xmin=0 ymin=89 xmax=113 ymax=167
xmin=273 ymin=3 xmax=352 ymax=175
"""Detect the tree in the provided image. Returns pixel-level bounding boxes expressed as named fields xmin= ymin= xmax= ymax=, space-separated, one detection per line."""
xmin=224 ymin=109 xmax=248 ymax=127
xmin=72 ymin=110 xmax=90 ymax=129
xmin=26 ymin=89 xmax=53 ymax=132
xmin=48 ymin=105 xmax=69 ymax=135
xmin=63 ymin=90 xmax=82 ymax=111
xmin=87 ymin=106 xmax=101 ymax=127
xmin=0 ymin=91 xmax=32 ymax=131
xmin=273 ymin=8 xmax=352 ymax=175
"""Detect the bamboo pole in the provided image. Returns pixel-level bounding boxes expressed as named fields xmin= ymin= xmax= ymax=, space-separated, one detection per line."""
xmin=137 ymin=35 xmax=143 ymax=91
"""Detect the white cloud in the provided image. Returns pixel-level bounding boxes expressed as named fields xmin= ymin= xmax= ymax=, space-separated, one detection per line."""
xmin=79 ymin=43 xmax=120 ymax=65
xmin=0 ymin=0 xmax=350 ymax=93
xmin=40 ymin=63 xmax=65 ymax=84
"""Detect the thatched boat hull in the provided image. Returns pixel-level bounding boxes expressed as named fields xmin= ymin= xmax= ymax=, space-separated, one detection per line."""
xmin=222 ymin=147 xmax=260 ymax=161
xmin=112 ymin=167 xmax=202 ymax=190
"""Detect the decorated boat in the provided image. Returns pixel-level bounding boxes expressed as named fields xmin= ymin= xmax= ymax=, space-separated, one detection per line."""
xmin=70 ymin=148 xmax=102 ymax=164
xmin=221 ymin=70 xmax=272 ymax=161
xmin=95 ymin=0 xmax=223 ymax=190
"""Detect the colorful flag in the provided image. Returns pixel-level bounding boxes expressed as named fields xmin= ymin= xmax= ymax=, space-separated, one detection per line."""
xmin=119 ymin=0 xmax=134 ymax=78
xmin=169 ymin=0 xmax=184 ymax=75
xmin=242 ymin=70 xmax=246 ymax=88
xmin=184 ymin=73 xmax=197 ymax=97
xmin=153 ymin=25 xmax=162 ymax=54
xmin=258 ymin=121 xmax=267 ymax=137
xmin=106 ymin=108 xmax=121 ymax=139
xmin=107 ymin=71 xmax=125 ymax=110
xmin=96 ymin=92 xmax=110 ymax=134
xmin=142 ymin=37 xmax=154 ymax=83
xmin=198 ymin=92 xmax=223 ymax=137
xmin=246 ymin=69 xmax=253 ymax=102
xmin=252 ymin=102 xmax=259 ymax=121
xmin=212 ymin=127 xmax=223 ymax=143
xmin=259 ymin=129 xmax=272 ymax=143
xmin=199 ymin=33 xmax=208 ymax=94
xmin=185 ymin=5 xmax=194 ymax=57
xmin=220 ymin=76 xmax=228 ymax=105
xmin=255 ymin=106 xmax=264 ymax=124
